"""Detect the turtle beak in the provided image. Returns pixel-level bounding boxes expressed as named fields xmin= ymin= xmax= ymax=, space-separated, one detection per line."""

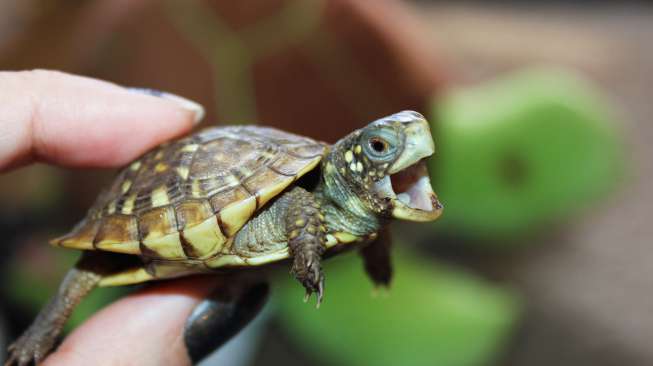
xmin=374 ymin=115 xmax=443 ymax=222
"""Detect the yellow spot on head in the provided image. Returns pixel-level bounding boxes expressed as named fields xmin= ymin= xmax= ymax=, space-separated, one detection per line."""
xmin=155 ymin=162 xmax=168 ymax=173
xmin=345 ymin=150 xmax=353 ymax=163
xmin=354 ymin=145 xmax=362 ymax=154
xmin=121 ymin=180 xmax=132 ymax=194
xmin=151 ymin=186 xmax=170 ymax=207
xmin=356 ymin=162 xmax=363 ymax=172
xmin=295 ymin=219 xmax=306 ymax=227
xmin=340 ymin=167 xmax=346 ymax=175
xmin=349 ymin=162 xmax=357 ymax=172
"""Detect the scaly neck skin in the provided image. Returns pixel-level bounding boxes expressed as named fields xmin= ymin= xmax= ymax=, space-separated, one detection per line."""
xmin=314 ymin=145 xmax=382 ymax=237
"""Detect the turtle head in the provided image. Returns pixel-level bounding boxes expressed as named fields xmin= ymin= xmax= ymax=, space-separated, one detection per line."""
xmin=328 ymin=111 xmax=443 ymax=223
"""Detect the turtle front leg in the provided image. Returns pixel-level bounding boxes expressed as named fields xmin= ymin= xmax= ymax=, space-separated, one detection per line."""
xmin=6 ymin=252 xmax=112 ymax=366
xmin=284 ymin=187 xmax=327 ymax=305
xmin=360 ymin=226 xmax=393 ymax=288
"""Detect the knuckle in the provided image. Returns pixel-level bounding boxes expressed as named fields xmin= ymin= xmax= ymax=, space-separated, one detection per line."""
xmin=21 ymin=68 xmax=65 ymax=83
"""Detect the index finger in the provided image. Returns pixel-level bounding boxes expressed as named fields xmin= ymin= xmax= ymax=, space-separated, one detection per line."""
xmin=0 ymin=70 xmax=204 ymax=170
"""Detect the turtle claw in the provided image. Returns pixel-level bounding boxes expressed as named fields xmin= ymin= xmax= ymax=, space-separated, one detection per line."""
xmin=5 ymin=330 xmax=54 ymax=366
xmin=301 ymin=274 xmax=324 ymax=308
xmin=293 ymin=254 xmax=325 ymax=307
xmin=315 ymin=276 xmax=324 ymax=308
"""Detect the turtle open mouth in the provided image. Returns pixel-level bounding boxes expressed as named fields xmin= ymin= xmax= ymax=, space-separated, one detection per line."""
xmin=374 ymin=159 xmax=443 ymax=221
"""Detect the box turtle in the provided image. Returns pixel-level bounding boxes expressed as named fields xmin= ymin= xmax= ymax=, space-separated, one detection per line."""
xmin=7 ymin=110 xmax=442 ymax=365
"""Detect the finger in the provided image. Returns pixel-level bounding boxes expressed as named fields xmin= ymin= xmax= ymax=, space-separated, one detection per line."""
xmin=43 ymin=277 xmax=215 ymax=366
xmin=0 ymin=70 xmax=204 ymax=170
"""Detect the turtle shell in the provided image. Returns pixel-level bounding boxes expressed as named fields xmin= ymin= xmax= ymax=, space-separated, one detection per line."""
xmin=52 ymin=126 xmax=326 ymax=277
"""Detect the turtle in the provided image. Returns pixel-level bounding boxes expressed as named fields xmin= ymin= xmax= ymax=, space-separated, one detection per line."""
xmin=6 ymin=110 xmax=443 ymax=365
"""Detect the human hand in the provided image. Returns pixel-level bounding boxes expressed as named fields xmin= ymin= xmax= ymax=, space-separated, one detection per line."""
xmin=0 ymin=70 xmax=234 ymax=365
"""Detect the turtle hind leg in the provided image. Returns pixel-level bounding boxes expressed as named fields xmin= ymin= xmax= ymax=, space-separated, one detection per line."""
xmin=5 ymin=251 xmax=122 ymax=366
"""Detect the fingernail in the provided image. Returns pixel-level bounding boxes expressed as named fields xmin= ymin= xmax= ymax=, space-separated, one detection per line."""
xmin=127 ymin=87 xmax=205 ymax=124
xmin=184 ymin=281 xmax=269 ymax=364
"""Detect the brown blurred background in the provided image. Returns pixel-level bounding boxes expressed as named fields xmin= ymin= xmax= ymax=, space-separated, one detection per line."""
xmin=0 ymin=1 xmax=651 ymax=365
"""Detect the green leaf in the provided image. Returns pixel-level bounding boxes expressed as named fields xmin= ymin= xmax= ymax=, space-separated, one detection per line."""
xmin=432 ymin=68 xmax=625 ymax=240
xmin=274 ymin=249 xmax=520 ymax=366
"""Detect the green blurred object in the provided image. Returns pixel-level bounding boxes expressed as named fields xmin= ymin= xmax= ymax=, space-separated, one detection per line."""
xmin=275 ymin=248 xmax=519 ymax=366
xmin=431 ymin=68 xmax=624 ymax=239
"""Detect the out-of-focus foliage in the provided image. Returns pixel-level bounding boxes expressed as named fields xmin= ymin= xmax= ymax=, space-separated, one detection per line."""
xmin=432 ymin=68 xmax=624 ymax=240
xmin=274 ymin=247 xmax=519 ymax=366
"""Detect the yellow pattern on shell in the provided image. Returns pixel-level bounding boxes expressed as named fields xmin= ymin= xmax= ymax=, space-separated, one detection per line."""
xmin=182 ymin=216 xmax=226 ymax=258
xmin=255 ymin=175 xmax=294 ymax=208
xmin=95 ymin=239 xmax=140 ymax=254
xmin=121 ymin=180 xmax=132 ymax=194
xmin=154 ymin=162 xmax=168 ymax=172
xmin=176 ymin=166 xmax=190 ymax=180
xmin=142 ymin=232 xmax=185 ymax=259
xmin=191 ymin=180 xmax=202 ymax=197
xmin=98 ymin=267 xmax=155 ymax=287
xmin=219 ymin=196 xmax=257 ymax=237
xmin=181 ymin=144 xmax=199 ymax=153
xmin=151 ymin=186 xmax=170 ymax=207
xmin=107 ymin=201 xmax=117 ymax=214
xmin=121 ymin=193 xmax=137 ymax=214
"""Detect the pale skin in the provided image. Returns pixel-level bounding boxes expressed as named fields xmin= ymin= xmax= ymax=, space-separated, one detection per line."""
xmin=1 ymin=70 xmax=211 ymax=365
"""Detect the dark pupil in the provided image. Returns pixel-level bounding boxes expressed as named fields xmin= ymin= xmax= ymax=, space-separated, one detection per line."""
xmin=370 ymin=139 xmax=386 ymax=153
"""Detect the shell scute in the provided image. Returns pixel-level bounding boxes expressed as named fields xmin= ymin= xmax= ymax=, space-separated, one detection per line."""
xmin=93 ymin=214 xmax=139 ymax=254
xmin=53 ymin=219 xmax=100 ymax=250
xmin=175 ymin=200 xmax=213 ymax=230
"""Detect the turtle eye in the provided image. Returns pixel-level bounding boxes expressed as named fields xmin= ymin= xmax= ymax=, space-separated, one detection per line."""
xmin=369 ymin=138 xmax=388 ymax=154
xmin=362 ymin=130 xmax=397 ymax=162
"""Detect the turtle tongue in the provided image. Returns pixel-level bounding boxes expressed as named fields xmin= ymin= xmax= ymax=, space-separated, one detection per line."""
xmin=390 ymin=160 xmax=438 ymax=212
xmin=395 ymin=176 xmax=435 ymax=211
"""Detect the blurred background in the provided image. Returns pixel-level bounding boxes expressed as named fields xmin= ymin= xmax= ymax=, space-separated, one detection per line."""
xmin=0 ymin=0 xmax=650 ymax=365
